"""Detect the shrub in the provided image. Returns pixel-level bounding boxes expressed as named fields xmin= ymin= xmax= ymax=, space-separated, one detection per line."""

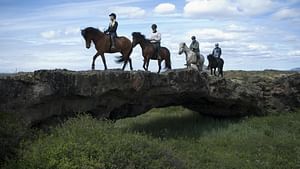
xmin=4 ymin=114 xmax=184 ymax=169
xmin=0 ymin=112 xmax=28 ymax=166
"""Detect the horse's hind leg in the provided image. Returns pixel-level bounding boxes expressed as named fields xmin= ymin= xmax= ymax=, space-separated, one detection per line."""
xmin=122 ymin=60 xmax=128 ymax=71
xmin=145 ymin=57 xmax=150 ymax=71
xmin=129 ymin=58 xmax=133 ymax=71
xmin=157 ymin=60 xmax=162 ymax=74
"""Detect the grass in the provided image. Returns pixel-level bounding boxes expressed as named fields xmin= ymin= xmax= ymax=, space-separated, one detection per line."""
xmin=115 ymin=107 xmax=300 ymax=169
xmin=2 ymin=107 xmax=300 ymax=169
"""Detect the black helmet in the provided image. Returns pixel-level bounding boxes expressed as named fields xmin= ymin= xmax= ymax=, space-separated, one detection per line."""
xmin=109 ymin=13 xmax=116 ymax=19
xmin=151 ymin=24 xmax=157 ymax=29
xmin=191 ymin=36 xmax=196 ymax=40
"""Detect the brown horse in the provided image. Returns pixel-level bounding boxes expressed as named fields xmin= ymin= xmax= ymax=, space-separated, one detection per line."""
xmin=81 ymin=27 xmax=133 ymax=70
xmin=132 ymin=32 xmax=171 ymax=73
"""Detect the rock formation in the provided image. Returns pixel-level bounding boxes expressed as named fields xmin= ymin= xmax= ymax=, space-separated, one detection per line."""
xmin=0 ymin=69 xmax=299 ymax=126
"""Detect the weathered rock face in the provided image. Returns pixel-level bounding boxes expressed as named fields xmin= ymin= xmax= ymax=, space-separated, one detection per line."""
xmin=0 ymin=69 xmax=299 ymax=126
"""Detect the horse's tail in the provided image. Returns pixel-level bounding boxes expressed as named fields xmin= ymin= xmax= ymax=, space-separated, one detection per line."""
xmin=164 ymin=48 xmax=172 ymax=70
xmin=115 ymin=42 xmax=133 ymax=64
xmin=115 ymin=55 xmax=125 ymax=63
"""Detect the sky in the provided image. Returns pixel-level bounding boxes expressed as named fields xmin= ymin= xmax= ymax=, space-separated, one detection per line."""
xmin=0 ymin=0 xmax=300 ymax=72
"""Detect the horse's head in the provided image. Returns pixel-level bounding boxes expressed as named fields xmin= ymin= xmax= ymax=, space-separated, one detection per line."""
xmin=178 ymin=42 xmax=186 ymax=55
xmin=81 ymin=27 xmax=95 ymax=49
xmin=132 ymin=32 xmax=145 ymax=48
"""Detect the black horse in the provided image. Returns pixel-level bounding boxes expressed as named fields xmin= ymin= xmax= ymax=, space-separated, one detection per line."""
xmin=207 ymin=54 xmax=224 ymax=77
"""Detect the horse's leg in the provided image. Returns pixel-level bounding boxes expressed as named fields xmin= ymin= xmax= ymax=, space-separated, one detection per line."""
xmin=129 ymin=58 xmax=133 ymax=71
xmin=122 ymin=60 xmax=128 ymax=71
xmin=146 ymin=57 xmax=150 ymax=71
xmin=92 ymin=52 xmax=100 ymax=70
xmin=100 ymin=54 xmax=108 ymax=70
xmin=214 ymin=68 xmax=217 ymax=76
xmin=143 ymin=58 xmax=147 ymax=71
xmin=157 ymin=59 xmax=162 ymax=74
xmin=211 ymin=68 xmax=213 ymax=75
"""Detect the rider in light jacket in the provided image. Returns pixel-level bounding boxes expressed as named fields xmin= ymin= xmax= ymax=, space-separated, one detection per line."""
xmin=150 ymin=24 xmax=161 ymax=60
xmin=189 ymin=36 xmax=200 ymax=61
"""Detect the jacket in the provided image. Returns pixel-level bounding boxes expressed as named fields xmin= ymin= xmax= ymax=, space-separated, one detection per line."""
xmin=104 ymin=21 xmax=118 ymax=34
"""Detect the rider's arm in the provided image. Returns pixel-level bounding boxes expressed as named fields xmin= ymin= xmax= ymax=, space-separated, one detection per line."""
xmin=220 ymin=48 xmax=222 ymax=56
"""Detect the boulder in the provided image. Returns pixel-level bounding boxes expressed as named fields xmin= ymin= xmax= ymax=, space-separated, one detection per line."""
xmin=0 ymin=69 xmax=299 ymax=126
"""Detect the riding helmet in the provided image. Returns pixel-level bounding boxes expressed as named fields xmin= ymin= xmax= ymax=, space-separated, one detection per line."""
xmin=191 ymin=36 xmax=196 ymax=40
xmin=109 ymin=13 xmax=117 ymax=19
xmin=151 ymin=24 xmax=157 ymax=29
xmin=215 ymin=43 xmax=219 ymax=47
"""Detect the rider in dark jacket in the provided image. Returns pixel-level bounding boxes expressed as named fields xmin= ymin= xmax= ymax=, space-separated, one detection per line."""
xmin=212 ymin=43 xmax=222 ymax=59
xmin=104 ymin=13 xmax=118 ymax=50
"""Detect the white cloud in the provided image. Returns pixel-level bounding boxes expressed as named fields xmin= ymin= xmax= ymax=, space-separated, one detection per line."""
xmin=154 ymin=3 xmax=176 ymax=14
xmin=288 ymin=50 xmax=300 ymax=57
xmin=187 ymin=28 xmax=238 ymax=42
xmin=65 ymin=27 xmax=80 ymax=36
xmin=40 ymin=30 xmax=60 ymax=39
xmin=108 ymin=6 xmax=146 ymax=18
xmin=247 ymin=43 xmax=268 ymax=51
xmin=184 ymin=0 xmax=275 ymax=18
xmin=272 ymin=8 xmax=300 ymax=20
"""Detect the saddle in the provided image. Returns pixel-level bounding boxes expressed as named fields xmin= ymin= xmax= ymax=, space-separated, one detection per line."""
xmin=151 ymin=43 xmax=160 ymax=59
xmin=106 ymin=34 xmax=119 ymax=51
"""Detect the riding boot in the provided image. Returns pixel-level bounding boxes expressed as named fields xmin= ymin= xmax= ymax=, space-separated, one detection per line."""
xmin=111 ymin=36 xmax=116 ymax=50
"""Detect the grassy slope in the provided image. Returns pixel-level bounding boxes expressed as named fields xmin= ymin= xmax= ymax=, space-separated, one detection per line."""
xmin=2 ymin=107 xmax=300 ymax=169
xmin=115 ymin=107 xmax=300 ymax=169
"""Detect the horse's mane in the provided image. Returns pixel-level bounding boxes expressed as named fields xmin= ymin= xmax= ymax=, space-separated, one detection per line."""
xmin=132 ymin=32 xmax=151 ymax=43
xmin=82 ymin=27 xmax=103 ymax=36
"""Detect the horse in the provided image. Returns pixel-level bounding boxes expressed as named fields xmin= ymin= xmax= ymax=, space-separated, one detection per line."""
xmin=178 ymin=42 xmax=205 ymax=71
xmin=81 ymin=27 xmax=133 ymax=70
xmin=131 ymin=32 xmax=171 ymax=73
xmin=207 ymin=54 xmax=224 ymax=77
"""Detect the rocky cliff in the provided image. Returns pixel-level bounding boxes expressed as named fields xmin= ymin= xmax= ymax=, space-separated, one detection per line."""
xmin=0 ymin=69 xmax=299 ymax=126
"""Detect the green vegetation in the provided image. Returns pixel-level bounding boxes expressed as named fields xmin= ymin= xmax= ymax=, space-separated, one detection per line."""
xmin=3 ymin=114 xmax=183 ymax=169
xmin=2 ymin=107 xmax=300 ymax=169
xmin=0 ymin=112 xmax=28 ymax=166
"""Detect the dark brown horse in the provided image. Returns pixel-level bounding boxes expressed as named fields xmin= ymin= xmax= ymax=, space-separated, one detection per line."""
xmin=81 ymin=27 xmax=133 ymax=70
xmin=207 ymin=54 xmax=224 ymax=77
xmin=132 ymin=32 xmax=171 ymax=73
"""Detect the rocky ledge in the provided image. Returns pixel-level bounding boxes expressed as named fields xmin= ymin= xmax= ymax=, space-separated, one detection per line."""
xmin=0 ymin=69 xmax=299 ymax=126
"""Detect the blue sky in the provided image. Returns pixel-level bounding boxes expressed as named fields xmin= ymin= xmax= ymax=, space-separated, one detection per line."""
xmin=0 ymin=0 xmax=300 ymax=72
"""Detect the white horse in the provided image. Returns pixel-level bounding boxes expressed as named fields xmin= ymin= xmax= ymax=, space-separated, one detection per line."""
xmin=178 ymin=42 xmax=205 ymax=71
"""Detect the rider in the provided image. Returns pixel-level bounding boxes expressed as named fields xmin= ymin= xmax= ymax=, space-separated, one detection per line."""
xmin=212 ymin=43 xmax=222 ymax=59
xmin=104 ymin=13 xmax=118 ymax=50
xmin=150 ymin=24 xmax=161 ymax=60
xmin=189 ymin=36 xmax=200 ymax=62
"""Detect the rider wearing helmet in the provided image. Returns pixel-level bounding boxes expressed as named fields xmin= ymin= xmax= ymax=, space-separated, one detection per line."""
xmin=150 ymin=24 xmax=161 ymax=60
xmin=189 ymin=36 xmax=200 ymax=61
xmin=104 ymin=13 xmax=118 ymax=50
xmin=212 ymin=43 xmax=222 ymax=59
